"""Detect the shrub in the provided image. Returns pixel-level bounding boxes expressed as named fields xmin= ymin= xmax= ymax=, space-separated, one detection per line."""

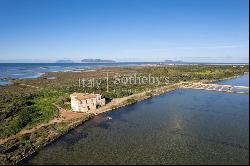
xmin=126 ymin=98 xmax=137 ymax=104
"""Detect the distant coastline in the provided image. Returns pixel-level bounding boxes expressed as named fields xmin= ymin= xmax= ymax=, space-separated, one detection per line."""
xmin=0 ymin=62 xmax=248 ymax=79
xmin=0 ymin=60 xmax=248 ymax=65
xmin=81 ymin=59 xmax=116 ymax=63
xmin=56 ymin=60 xmax=75 ymax=63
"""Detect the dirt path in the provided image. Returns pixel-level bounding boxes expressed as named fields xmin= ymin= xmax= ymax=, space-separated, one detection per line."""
xmin=0 ymin=82 xmax=185 ymax=145
xmin=0 ymin=103 xmax=85 ymax=145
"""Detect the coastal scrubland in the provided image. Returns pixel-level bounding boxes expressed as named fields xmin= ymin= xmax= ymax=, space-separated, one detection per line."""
xmin=0 ymin=65 xmax=248 ymax=164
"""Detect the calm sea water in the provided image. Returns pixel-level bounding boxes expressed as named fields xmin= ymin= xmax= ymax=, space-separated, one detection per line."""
xmin=215 ymin=73 xmax=249 ymax=86
xmin=22 ymin=74 xmax=249 ymax=165
xmin=0 ymin=80 xmax=13 ymax=85
xmin=0 ymin=63 xmax=248 ymax=79
xmin=0 ymin=63 xmax=156 ymax=79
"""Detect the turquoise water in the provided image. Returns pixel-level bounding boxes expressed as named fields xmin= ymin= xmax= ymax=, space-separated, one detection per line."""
xmin=22 ymin=75 xmax=249 ymax=165
xmin=0 ymin=80 xmax=13 ymax=85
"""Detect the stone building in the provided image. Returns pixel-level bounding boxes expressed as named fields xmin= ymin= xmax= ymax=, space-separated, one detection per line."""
xmin=70 ymin=93 xmax=105 ymax=112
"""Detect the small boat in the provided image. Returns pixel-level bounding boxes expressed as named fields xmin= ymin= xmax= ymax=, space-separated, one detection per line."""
xmin=107 ymin=116 xmax=112 ymax=120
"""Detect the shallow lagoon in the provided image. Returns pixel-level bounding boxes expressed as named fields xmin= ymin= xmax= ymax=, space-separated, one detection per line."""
xmin=0 ymin=80 xmax=12 ymax=85
xmin=23 ymin=75 xmax=249 ymax=165
xmin=0 ymin=63 xmax=156 ymax=78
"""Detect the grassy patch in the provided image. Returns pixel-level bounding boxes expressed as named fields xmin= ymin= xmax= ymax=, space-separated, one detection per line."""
xmin=0 ymin=91 xmax=60 ymax=138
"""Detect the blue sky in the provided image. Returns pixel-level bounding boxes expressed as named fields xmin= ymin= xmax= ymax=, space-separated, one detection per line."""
xmin=0 ymin=0 xmax=248 ymax=62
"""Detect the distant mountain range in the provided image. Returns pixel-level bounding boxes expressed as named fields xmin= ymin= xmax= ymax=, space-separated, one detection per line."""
xmin=81 ymin=59 xmax=116 ymax=63
xmin=164 ymin=60 xmax=202 ymax=64
xmin=0 ymin=59 xmax=247 ymax=64
xmin=164 ymin=60 xmax=186 ymax=64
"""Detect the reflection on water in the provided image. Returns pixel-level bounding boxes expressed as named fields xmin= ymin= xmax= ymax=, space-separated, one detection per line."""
xmin=23 ymin=75 xmax=249 ymax=165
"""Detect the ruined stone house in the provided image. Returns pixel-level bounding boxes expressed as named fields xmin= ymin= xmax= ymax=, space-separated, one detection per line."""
xmin=70 ymin=93 xmax=105 ymax=112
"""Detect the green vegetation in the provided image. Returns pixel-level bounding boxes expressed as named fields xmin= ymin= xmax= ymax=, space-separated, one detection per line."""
xmin=55 ymin=95 xmax=71 ymax=110
xmin=0 ymin=113 xmax=93 ymax=165
xmin=145 ymin=92 xmax=153 ymax=97
xmin=0 ymin=65 xmax=248 ymax=164
xmin=0 ymin=90 xmax=60 ymax=139
xmin=0 ymin=65 xmax=248 ymax=139
xmin=126 ymin=97 xmax=137 ymax=104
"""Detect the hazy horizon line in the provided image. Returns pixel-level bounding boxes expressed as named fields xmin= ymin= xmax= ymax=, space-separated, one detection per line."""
xmin=0 ymin=59 xmax=248 ymax=64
